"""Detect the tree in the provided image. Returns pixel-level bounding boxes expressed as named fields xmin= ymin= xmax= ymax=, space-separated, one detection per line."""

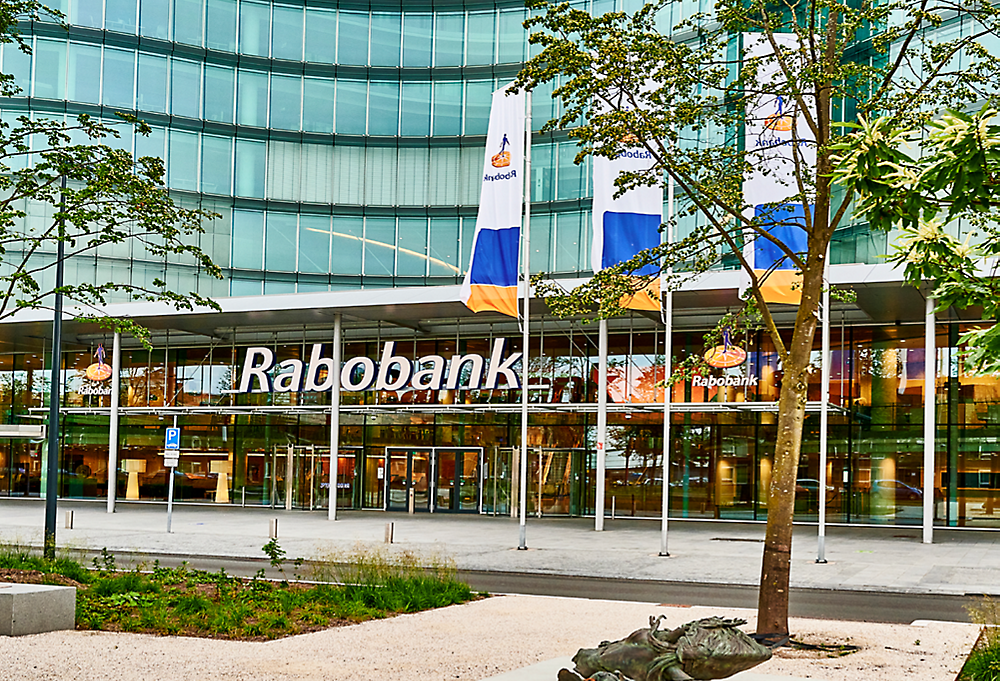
xmin=834 ymin=108 xmax=1000 ymax=371
xmin=515 ymin=0 xmax=1000 ymax=635
xmin=1 ymin=0 xmax=221 ymax=346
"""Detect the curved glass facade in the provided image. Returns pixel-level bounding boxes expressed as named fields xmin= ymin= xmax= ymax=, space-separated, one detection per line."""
xmin=0 ymin=0 xmax=637 ymax=297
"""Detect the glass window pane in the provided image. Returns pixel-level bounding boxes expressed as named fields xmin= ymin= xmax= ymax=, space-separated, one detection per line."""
xmin=302 ymin=77 xmax=334 ymax=133
xmin=272 ymin=5 xmax=303 ymax=61
xmin=240 ymin=1 xmax=270 ymax=57
xmin=298 ymin=214 xmax=331 ymax=273
xmin=139 ymin=0 xmax=169 ymax=38
xmin=554 ymin=211 xmax=584 ymax=272
xmin=270 ymin=74 xmax=301 ymax=130
xmin=71 ymin=0 xmax=103 ymax=28
xmin=170 ymin=59 xmax=201 ymax=118
xmin=402 ymin=13 xmax=432 ymax=67
xmin=464 ymin=80 xmax=492 ymax=136
xmin=434 ymin=13 xmax=463 ymax=67
xmin=201 ymin=134 xmax=232 ymax=195
xmin=335 ymin=79 xmax=366 ymax=135
xmin=396 ymin=217 xmax=426 ymax=276
xmin=304 ymin=7 xmax=336 ymax=63
xmin=204 ymin=65 xmax=234 ymax=122
xmin=102 ymin=48 xmax=135 ymax=109
xmin=331 ymin=216 xmax=362 ymax=275
xmin=498 ymin=9 xmax=525 ymax=64
xmin=135 ymin=125 xmax=165 ymax=161
xmin=428 ymin=217 xmax=460 ymax=276
xmin=237 ymin=70 xmax=268 ymax=127
xmin=173 ymin=0 xmax=203 ymax=45
xmin=369 ymin=13 xmax=400 ymax=67
xmin=230 ymin=277 xmax=262 ymax=296
xmin=433 ymin=81 xmax=461 ymax=136
xmin=207 ymin=0 xmax=237 ymax=51
xmin=338 ymin=11 xmax=368 ymax=65
xmin=367 ymin=81 xmax=398 ymax=136
xmin=67 ymin=42 xmax=101 ymax=104
xmin=400 ymin=82 xmax=430 ymax=136
xmin=234 ymin=139 xmax=266 ymax=197
xmin=466 ymin=12 xmax=494 ymax=65
xmin=364 ymin=217 xmax=394 ymax=277
xmin=265 ymin=213 xmax=297 ymax=271
xmin=558 ymin=141 xmax=585 ymax=199
xmin=168 ymin=129 xmax=199 ymax=191
xmin=33 ymin=39 xmax=66 ymax=100
xmin=137 ymin=53 xmax=167 ymax=112
xmin=2 ymin=43 xmax=32 ymax=95
xmin=105 ymin=0 xmax=138 ymax=33
xmin=232 ymin=210 xmax=264 ymax=269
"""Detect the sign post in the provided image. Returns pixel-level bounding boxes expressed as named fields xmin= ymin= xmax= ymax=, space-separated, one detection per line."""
xmin=165 ymin=420 xmax=179 ymax=533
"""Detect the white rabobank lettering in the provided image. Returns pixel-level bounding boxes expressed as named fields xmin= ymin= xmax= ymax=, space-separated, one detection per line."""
xmin=484 ymin=339 xmax=521 ymax=389
xmin=273 ymin=359 xmax=304 ymax=393
xmin=445 ymin=353 xmax=485 ymax=390
xmin=692 ymin=373 xmax=759 ymax=388
xmin=238 ymin=347 xmax=275 ymax=392
xmin=483 ymin=169 xmax=517 ymax=182
xmin=342 ymin=357 xmax=376 ymax=391
xmin=374 ymin=342 xmax=414 ymax=391
xmin=235 ymin=339 xmax=522 ymax=393
xmin=304 ymin=343 xmax=336 ymax=391
xmin=412 ymin=355 xmax=446 ymax=389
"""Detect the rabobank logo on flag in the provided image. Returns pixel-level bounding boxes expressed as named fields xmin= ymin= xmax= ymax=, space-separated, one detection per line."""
xmin=742 ymin=33 xmax=816 ymax=306
xmin=461 ymin=84 xmax=526 ymax=318
xmin=592 ymin=123 xmax=663 ymax=311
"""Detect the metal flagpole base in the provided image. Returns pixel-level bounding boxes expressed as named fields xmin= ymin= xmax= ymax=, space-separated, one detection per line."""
xmin=518 ymin=525 xmax=527 ymax=550
xmin=658 ymin=552 xmax=670 ymax=557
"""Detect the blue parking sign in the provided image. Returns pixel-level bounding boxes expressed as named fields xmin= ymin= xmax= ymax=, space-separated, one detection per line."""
xmin=165 ymin=427 xmax=180 ymax=450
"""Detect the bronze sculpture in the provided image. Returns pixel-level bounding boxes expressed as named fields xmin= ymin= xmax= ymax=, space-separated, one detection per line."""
xmin=557 ymin=616 xmax=772 ymax=681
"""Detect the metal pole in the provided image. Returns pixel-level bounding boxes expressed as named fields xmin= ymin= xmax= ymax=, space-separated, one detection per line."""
xmin=43 ymin=175 xmax=67 ymax=561
xmin=923 ymin=296 xmax=936 ymax=544
xmin=817 ymin=253 xmax=831 ymax=563
xmin=518 ymin=91 xmax=531 ymax=551
xmin=107 ymin=331 xmax=121 ymax=513
xmin=167 ymin=414 xmax=177 ymax=533
xmin=329 ymin=313 xmax=342 ymax=520
xmin=659 ymin=174 xmax=675 ymax=557
xmin=596 ymin=318 xmax=608 ymax=532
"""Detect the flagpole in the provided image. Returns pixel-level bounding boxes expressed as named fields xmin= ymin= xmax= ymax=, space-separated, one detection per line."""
xmin=518 ymin=91 xmax=532 ymax=551
xmin=660 ymin=172 xmax=675 ymax=557
xmin=817 ymin=245 xmax=830 ymax=563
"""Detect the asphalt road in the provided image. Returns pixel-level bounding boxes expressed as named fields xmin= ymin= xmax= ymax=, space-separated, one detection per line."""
xmin=75 ymin=549 xmax=975 ymax=625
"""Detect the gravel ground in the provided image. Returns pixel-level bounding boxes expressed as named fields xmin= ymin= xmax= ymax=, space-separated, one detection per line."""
xmin=0 ymin=595 xmax=979 ymax=681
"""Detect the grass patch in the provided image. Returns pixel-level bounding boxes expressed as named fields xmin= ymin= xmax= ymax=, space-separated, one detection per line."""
xmin=0 ymin=542 xmax=477 ymax=640
xmin=959 ymin=596 xmax=1000 ymax=681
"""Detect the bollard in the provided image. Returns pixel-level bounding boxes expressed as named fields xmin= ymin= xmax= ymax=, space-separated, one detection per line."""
xmin=269 ymin=518 xmax=278 ymax=539
xmin=611 ymin=496 xmax=616 ymax=520
xmin=64 ymin=510 xmax=74 ymax=529
xmin=241 ymin=487 xmax=246 ymax=507
xmin=408 ymin=488 xmax=415 ymax=515
xmin=384 ymin=522 xmax=394 ymax=544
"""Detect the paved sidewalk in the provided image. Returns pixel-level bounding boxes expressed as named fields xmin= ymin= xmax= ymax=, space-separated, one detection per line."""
xmin=2 ymin=499 xmax=999 ymax=596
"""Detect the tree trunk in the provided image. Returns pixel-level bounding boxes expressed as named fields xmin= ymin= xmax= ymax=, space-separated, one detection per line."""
xmin=755 ymin=264 xmax=824 ymax=635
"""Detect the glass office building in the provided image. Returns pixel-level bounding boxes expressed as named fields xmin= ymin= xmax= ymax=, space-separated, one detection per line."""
xmin=0 ymin=0 xmax=997 ymax=529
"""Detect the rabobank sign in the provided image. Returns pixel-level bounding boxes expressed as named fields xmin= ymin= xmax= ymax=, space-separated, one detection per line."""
xmin=235 ymin=339 xmax=522 ymax=394
xmin=483 ymin=169 xmax=517 ymax=182
xmin=615 ymin=149 xmax=653 ymax=160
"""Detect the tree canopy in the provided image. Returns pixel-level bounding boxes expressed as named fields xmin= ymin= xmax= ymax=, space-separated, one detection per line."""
xmin=0 ymin=0 xmax=221 ymax=345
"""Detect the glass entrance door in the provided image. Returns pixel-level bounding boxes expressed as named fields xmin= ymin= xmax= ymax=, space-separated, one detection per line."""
xmin=434 ymin=448 xmax=481 ymax=513
xmin=385 ymin=448 xmax=432 ymax=512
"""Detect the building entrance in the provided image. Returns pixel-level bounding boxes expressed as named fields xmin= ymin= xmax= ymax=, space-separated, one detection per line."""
xmin=384 ymin=447 xmax=482 ymax=513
